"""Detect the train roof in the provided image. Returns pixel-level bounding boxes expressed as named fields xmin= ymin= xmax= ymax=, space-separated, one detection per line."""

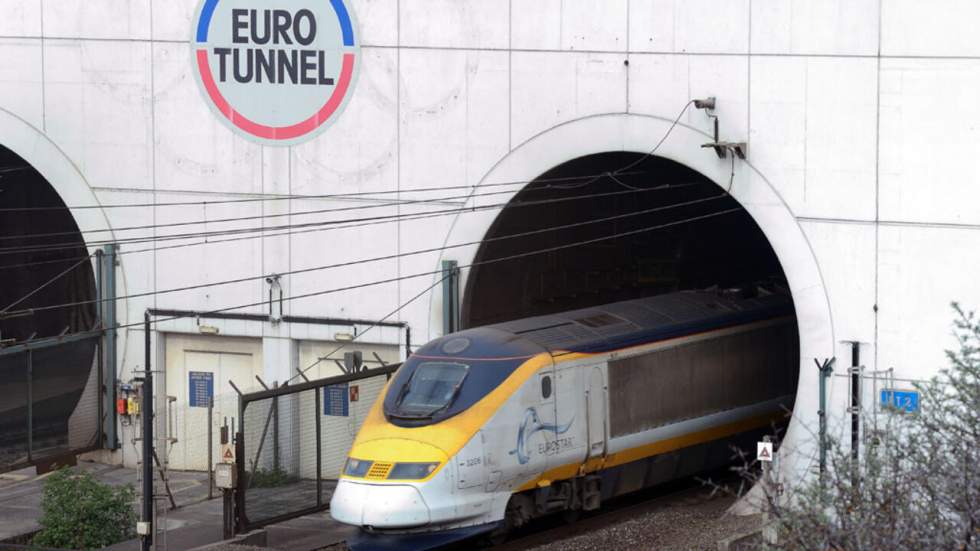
xmin=484 ymin=288 xmax=795 ymax=354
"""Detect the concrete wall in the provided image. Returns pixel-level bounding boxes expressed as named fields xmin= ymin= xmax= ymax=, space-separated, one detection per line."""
xmin=2 ymin=1 xmax=979 ymax=482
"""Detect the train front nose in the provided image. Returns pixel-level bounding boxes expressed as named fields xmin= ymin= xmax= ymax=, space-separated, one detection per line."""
xmin=331 ymin=479 xmax=431 ymax=528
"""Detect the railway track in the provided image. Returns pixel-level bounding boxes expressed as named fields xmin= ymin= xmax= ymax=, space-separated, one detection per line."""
xmin=495 ymin=468 xmax=745 ymax=551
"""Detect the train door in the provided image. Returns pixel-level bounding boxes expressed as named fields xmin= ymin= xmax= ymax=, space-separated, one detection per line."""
xmin=585 ymin=366 xmax=607 ymax=461
xmin=535 ymin=367 xmax=558 ymax=466
xmin=518 ymin=364 xmax=557 ymax=476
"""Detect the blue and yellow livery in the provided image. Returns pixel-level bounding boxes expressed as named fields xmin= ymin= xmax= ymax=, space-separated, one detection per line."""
xmin=330 ymin=288 xmax=799 ymax=549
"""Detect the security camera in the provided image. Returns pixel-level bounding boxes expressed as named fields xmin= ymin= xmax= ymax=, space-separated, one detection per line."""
xmin=693 ymin=97 xmax=716 ymax=110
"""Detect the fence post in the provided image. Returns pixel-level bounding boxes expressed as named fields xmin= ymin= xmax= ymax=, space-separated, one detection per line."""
xmin=208 ymin=398 xmax=214 ymax=500
xmin=26 ymin=350 xmax=32 ymax=461
xmin=273 ymin=382 xmax=279 ymax=473
xmin=141 ymin=311 xmax=153 ymax=551
xmin=816 ymin=357 xmax=835 ymax=491
xmin=102 ymin=244 xmax=118 ymax=449
xmin=95 ymin=249 xmax=104 ymax=447
xmin=761 ymin=435 xmax=776 ymax=545
xmin=315 ymin=387 xmax=323 ymax=507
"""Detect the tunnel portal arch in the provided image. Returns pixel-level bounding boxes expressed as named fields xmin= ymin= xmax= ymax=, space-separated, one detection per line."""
xmin=432 ymin=113 xmax=835 ymax=486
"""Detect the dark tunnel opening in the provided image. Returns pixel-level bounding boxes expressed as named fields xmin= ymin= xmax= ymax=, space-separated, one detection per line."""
xmin=462 ymin=152 xmax=788 ymax=328
xmin=461 ymin=151 xmax=801 ymax=455
xmin=0 ymin=144 xmax=99 ymax=468
xmin=0 ymin=145 xmax=96 ymax=340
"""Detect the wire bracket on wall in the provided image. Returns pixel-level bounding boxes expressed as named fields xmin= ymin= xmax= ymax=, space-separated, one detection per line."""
xmin=694 ymin=96 xmax=747 ymax=160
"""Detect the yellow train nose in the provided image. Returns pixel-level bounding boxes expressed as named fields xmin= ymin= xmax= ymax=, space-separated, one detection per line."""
xmin=345 ymin=438 xmax=448 ymax=480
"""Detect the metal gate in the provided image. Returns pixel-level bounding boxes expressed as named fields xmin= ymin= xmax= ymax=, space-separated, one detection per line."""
xmin=234 ymin=364 xmax=397 ymax=531
xmin=0 ymin=333 xmax=103 ymax=474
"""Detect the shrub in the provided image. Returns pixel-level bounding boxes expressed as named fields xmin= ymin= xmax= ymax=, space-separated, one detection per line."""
xmin=33 ymin=468 xmax=136 ymax=550
xmin=248 ymin=466 xmax=297 ymax=488
xmin=730 ymin=304 xmax=980 ymax=549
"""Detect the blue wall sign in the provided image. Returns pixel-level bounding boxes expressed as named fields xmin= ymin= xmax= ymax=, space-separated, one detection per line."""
xmin=881 ymin=389 xmax=919 ymax=413
xmin=324 ymin=383 xmax=349 ymax=416
xmin=189 ymin=371 xmax=214 ymax=408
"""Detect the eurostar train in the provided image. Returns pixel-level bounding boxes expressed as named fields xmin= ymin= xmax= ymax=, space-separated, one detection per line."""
xmin=331 ymin=288 xmax=799 ymax=549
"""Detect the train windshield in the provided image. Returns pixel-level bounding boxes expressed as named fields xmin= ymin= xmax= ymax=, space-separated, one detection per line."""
xmin=389 ymin=362 xmax=469 ymax=419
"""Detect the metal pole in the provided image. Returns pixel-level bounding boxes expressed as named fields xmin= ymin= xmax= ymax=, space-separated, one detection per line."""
xmin=272 ymin=382 xmax=279 ymax=473
xmin=234 ymin=429 xmax=244 ymax=534
xmin=222 ymin=489 xmax=234 ymax=539
xmin=95 ymin=250 xmax=105 ymax=447
xmin=849 ymin=342 xmax=861 ymax=463
xmin=103 ymin=244 xmax=118 ymax=449
xmin=441 ymin=260 xmax=458 ymax=334
xmin=208 ymin=398 xmax=214 ymax=500
xmin=761 ymin=435 xmax=776 ymax=545
xmin=141 ymin=311 xmax=153 ymax=551
xmin=815 ymin=357 xmax=834 ymax=489
xmin=26 ymin=350 xmax=32 ymax=461
xmin=235 ymin=392 xmax=245 ymax=534
xmin=848 ymin=342 xmax=862 ymax=494
xmin=315 ymin=387 xmax=322 ymax=507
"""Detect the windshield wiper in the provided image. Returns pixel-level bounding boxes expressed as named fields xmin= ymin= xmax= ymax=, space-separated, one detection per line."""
xmin=392 ymin=376 xmax=411 ymax=408
xmin=422 ymin=382 xmax=465 ymax=418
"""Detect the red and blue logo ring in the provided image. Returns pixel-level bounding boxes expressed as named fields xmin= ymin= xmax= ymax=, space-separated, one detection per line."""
xmin=194 ymin=0 xmax=357 ymax=142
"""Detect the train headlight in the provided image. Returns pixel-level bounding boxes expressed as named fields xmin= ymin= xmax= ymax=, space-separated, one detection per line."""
xmin=387 ymin=462 xmax=439 ymax=480
xmin=344 ymin=457 xmax=372 ymax=477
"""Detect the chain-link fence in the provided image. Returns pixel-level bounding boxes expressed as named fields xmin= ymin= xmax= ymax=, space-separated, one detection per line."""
xmin=236 ymin=365 xmax=396 ymax=530
xmin=0 ymin=335 xmax=102 ymax=474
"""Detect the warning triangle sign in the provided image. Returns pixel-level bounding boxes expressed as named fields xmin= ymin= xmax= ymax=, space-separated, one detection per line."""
xmin=221 ymin=444 xmax=235 ymax=463
xmin=223 ymin=448 xmax=234 ymax=460
xmin=757 ymin=441 xmax=773 ymax=462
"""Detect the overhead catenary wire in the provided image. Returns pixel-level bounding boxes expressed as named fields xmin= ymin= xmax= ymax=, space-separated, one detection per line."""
xmin=0 ymin=170 xmax=649 ymax=214
xmin=0 ymin=200 xmax=496 ymax=270
xmin=4 ymin=206 xmax=741 ymax=348
xmin=0 ymin=180 xmax=702 ymax=257
xmin=0 ymin=183 xmax=691 ymax=270
xmin=0 ymin=96 xmax=706 ymax=259
xmin=9 ymin=194 xmax=729 ymax=316
xmin=0 ymin=179 xmax=552 ymax=242
xmin=1 ymin=253 xmax=95 ymax=313
xmin=613 ymin=99 xmax=696 ymax=176
xmin=289 ymin=273 xmax=452 ymax=384
xmin=0 ymin=169 xmax=663 ymax=245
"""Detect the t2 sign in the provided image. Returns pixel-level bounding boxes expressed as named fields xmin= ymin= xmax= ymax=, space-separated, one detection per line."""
xmin=192 ymin=0 xmax=360 ymax=145
xmin=881 ymin=389 xmax=920 ymax=413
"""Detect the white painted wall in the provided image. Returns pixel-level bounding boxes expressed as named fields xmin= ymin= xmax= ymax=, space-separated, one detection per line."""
xmin=3 ymin=1 xmax=978 ymax=486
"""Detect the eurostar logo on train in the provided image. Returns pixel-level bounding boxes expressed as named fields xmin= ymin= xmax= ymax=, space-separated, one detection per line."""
xmin=191 ymin=0 xmax=360 ymax=145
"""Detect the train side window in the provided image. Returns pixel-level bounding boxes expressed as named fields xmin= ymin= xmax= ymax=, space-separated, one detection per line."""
xmin=541 ymin=375 xmax=552 ymax=399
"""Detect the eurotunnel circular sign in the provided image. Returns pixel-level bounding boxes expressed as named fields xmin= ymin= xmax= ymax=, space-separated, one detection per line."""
xmin=191 ymin=0 xmax=360 ymax=146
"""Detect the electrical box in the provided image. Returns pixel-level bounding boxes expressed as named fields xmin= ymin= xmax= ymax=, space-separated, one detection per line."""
xmin=215 ymin=462 xmax=237 ymax=489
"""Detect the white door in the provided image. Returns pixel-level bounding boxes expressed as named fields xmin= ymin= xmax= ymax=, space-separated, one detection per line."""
xmin=165 ymin=335 xmax=262 ymax=471
xmin=585 ymin=366 xmax=607 ymax=460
